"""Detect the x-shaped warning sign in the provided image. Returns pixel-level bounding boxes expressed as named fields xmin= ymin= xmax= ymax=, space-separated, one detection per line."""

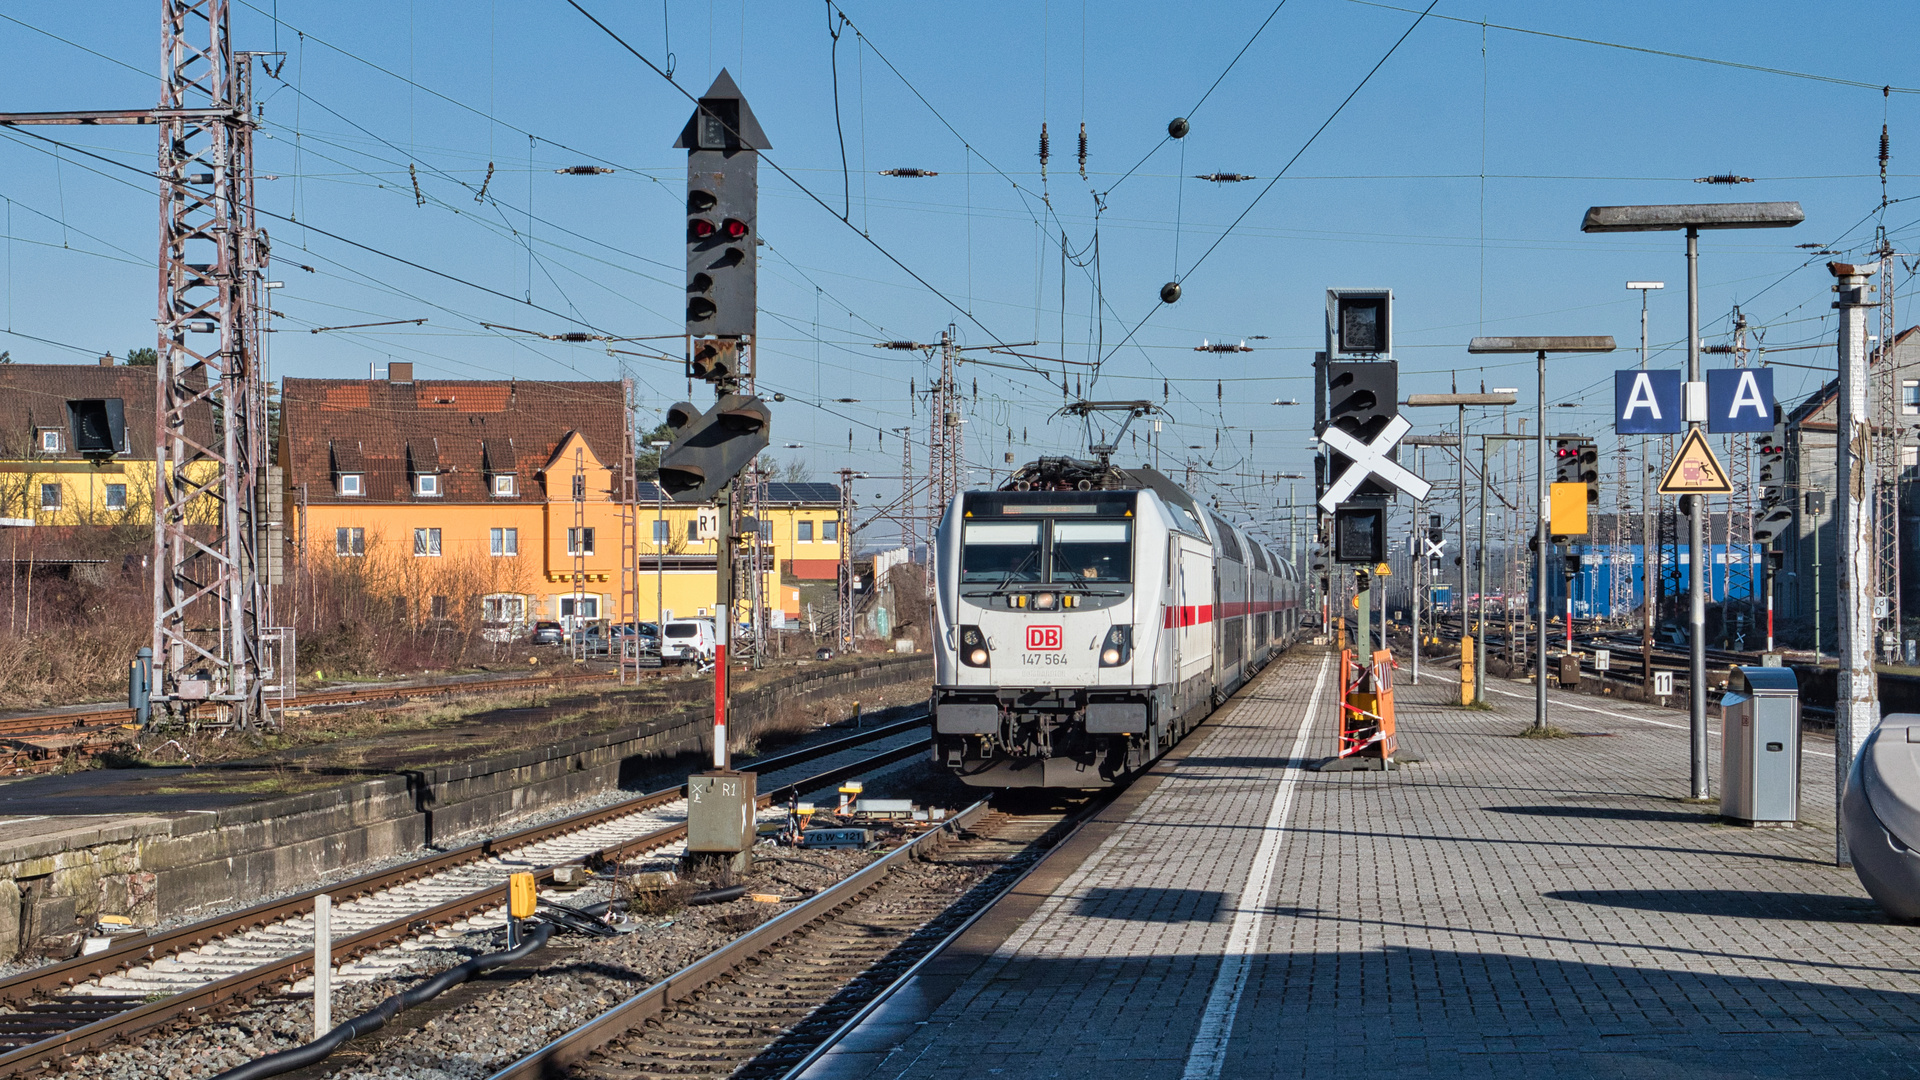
xmin=1317 ymin=415 xmax=1432 ymax=512
xmin=1422 ymin=536 xmax=1447 ymax=559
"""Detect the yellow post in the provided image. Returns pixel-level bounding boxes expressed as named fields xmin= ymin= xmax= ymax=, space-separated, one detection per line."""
xmin=1460 ymin=634 xmax=1476 ymax=706
xmin=508 ymin=872 xmax=538 ymax=919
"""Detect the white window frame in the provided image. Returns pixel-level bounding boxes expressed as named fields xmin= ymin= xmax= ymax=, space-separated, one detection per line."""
xmin=337 ymin=473 xmax=363 ymax=497
xmin=39 ymin=482 xmax=61 ymax=510
xmin=104 ymin=483 xmax=128 ymax=510
xmin=796 ymin=520 xmax=814 ymax=543
xmin=493 ymin=473 xmax=517 ymax=497
xmin=822 ymin=519 xmax=839 ymax=542
xmin=483 ymin=594 xmax=526 ymax=623
xmin=652 ymin=520 xmax=671 ymax=543
xmin=414 ymin=527 xmax=442 ymax=557
xmin=557 ymin=595 xmax=600 ymax=621
xmin=39 ymin=430 xmax=60 ymax=453
xmin=336 ymin=527 xmax=365 ymax=557
xmin=1905 ymin=380 xmax=1919 ymax=416
xmin=415 ymin=473 xmax=441 ymax=497
xmin=490 ymin=526 xmax=519 ymax=556
xmin=567 ymin=526 xmax=596 ymax=556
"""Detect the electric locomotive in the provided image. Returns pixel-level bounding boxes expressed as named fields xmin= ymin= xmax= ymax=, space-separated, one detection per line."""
xmin=930 ymin=458 xmax=1303 ymax=787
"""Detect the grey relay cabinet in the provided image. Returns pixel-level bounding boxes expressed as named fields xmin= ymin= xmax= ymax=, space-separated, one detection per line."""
xmin=1720 ymin=666 xmax=1801 ymax=826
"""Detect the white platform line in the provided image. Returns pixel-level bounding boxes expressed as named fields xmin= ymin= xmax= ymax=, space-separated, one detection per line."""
xmin=1181 ymin=652 xmax=1330 ymax=1080
xmin=1424 ymin=670 xmax=1835 ymax=760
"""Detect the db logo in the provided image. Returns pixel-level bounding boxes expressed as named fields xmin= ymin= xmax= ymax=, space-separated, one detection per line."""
xmin=1026 ymin=625 xmax=1063 ymax=651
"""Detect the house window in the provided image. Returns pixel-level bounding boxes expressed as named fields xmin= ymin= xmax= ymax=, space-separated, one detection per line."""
xmin=822 ymin=519 xmax=839 ymax=542
xmin=1905 ymin=380 xmax=1920 ymax=416
xmin=558 ymin=595 xmax=600 ymax=620
xmin=572 ymin=474 xmax=586 ymax=501
xmin=567 ymin=527 xmax=595 ymax=556
xmin=1905 ymin=445 xmax=1918 ymax=479
xmin=493 ymin=474 xmax=517 ymax=497
xmin=797 ymin=521 xmax=814 ymax=542
xmin=39 ymin=483 xmax=61 ymax=510
xmin=430 ymin=595 xmax=449 ymax=619
xmin=687 ymin=519 xmax=700 ymax=542
xmin=337 ymin=474 xmax=363 ymax=497
xmin=39 ymin=430 xmax=61 ymax=453
xmin=413 ymin=527 xmax=442 ymax=556
xmin=335 ymin=527 xmax=365 ymax=556
xmin=104 ymin=484 xmax=127 ymax=510
xmin=653 ymin=520 xmax=671 ymax=543
xmin=416 ymin=474 xmax=440 ymax=497
xmin=490 ymin=527 xmax=518 ymax=556
xmin=759 ymin=520 xmax=773 ymax=541
xmin=483 ymin=595 xmax=525 ymax=622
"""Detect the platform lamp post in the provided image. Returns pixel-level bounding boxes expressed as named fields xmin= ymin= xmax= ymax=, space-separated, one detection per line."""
xmin=1581 ymin=203 xmax=1802 ymax=797
xmin=1465 ymin=339 xmax=1616 ymax=732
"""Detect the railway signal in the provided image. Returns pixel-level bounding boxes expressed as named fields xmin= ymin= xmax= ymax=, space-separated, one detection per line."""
xmin=679 ymin=70 xmax=767 ymax=349
xmin=1754 ymin=426 xmax=1791 ymax=542
xmin=656 ymin=395 xmax=773 ymax=503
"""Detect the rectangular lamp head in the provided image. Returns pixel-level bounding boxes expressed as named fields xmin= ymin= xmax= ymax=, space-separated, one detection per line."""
xmin=1467 ymin=336 xmax=1616 ymax=354
xmin=1626 ymin=281 xmax=1665 ymax=290
xmin=1404 ymin=393 xmax=1519 ymax=407
xmin=1581 ymin=202 xmax=1804 ymax=233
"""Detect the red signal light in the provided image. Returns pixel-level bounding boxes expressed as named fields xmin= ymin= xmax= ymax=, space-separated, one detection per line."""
xmin=722 ymin=218 xmax=748 ymax=239
xmin=689 ymin=219 xmax=716 ymax=239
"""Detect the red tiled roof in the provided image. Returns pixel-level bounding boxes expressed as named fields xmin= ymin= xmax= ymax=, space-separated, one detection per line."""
xmin=0 ymin=362 xmax=211 ymax=460
xmin=281 ymin=378 xmax=627 ymax=503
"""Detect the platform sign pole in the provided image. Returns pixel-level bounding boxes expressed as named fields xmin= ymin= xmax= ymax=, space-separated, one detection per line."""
xmin=1537 ymin=349 xmax=1549 ymax=731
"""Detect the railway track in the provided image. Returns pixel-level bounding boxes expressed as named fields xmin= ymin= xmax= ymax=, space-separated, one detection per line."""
xmin=485 ymin=796 xmax=1084 ymax=1080
xmin=0 ymin=715 xmax=933 ymax=1078
xmin=0 ymin=668 xmax=622 ymax=772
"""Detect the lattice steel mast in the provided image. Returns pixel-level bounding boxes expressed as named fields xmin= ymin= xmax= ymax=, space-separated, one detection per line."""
xmin=926 ymin=325 xmax=963 ymax=595
xmin=154 ymin=1 xmax=271 ymax=727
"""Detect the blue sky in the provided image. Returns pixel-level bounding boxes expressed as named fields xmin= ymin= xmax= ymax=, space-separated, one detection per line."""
xmin=1 ymin=1 xmax=1916 ymax=542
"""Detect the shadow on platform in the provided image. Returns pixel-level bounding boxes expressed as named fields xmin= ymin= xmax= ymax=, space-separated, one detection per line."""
xmin=1074 ymin=887 xmax=1231 ymax=923
xmin=1485 ymin=803 xmax=1720 ymax=824
xmin=1544 ymin=888 xmax=1887 ymax=924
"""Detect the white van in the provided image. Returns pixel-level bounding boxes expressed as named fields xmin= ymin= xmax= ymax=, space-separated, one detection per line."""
xmin=661 ymin=618 xmax=718 ymax=664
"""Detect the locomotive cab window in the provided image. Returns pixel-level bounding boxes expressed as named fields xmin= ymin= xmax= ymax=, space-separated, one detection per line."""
xmin=1049 ymin=521 xmax=1131 ymax=582
xmin=961 ymin=522 xmax=1043 ymax=583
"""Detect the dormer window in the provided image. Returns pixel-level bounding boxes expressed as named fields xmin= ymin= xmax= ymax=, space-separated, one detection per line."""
xmin=416 ymin=474 xmax=441 ymax=497
xmin=337 ymin=473 xmax=364 ymax=497
xmin=493 ymin=474 xmax=517 ymax=497
xmin=39 ymin=430 xmax=61 ymax=453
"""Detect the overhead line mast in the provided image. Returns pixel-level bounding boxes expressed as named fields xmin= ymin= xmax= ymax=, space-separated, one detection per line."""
xmin=0 ymin=0 xmax=277 ymax=729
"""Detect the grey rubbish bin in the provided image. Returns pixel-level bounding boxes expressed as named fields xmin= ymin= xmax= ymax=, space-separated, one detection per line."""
xmin=1720 ymin=666 xmax=1800 ymax=826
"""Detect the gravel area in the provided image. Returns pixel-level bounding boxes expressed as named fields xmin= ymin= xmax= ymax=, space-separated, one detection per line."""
xmin=48 ymin=840 xmax=916 ymax=1080
xmin=0 ymin=709 xmax=924 ymax=986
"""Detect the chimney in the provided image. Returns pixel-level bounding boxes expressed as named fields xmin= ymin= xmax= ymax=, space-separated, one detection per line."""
xmin=389 ymin=362 xmax=414 ymax=384
xmin=99 ymin=355 xmax=114 ymax=367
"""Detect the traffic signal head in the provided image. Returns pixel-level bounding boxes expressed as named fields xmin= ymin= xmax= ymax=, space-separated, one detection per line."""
xmin=1325 ymin=289 xmax=1392 ymax=358
xmin=1554 ymin=440 xmax=1578 ymax=483
xmin=679 ymin=72 xmax=767 ymax=350
xmin=656 ymin=393 xmax=772 ymax=503
xmin=1321 ymin=360 xmax=1398 ymax=498
xmin=1332 ymin=504 xmax=1384 ymax=564
xmin=1753 ymin=506 xmax=1793 ymax=543
xmin=1575 ymin=441 xmax=1599 ymax=504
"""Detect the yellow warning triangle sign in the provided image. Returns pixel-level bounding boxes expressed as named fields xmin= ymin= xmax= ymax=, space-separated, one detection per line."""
xmin=1658 ymin=428 xmax=1733 ymax=495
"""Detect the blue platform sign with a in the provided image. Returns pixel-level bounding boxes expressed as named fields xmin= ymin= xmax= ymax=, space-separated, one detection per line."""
xmin=1614 ymin=370 xmax=1682 ymax=434
xmin=1705 ymin=368 xmax=1775 ymax=432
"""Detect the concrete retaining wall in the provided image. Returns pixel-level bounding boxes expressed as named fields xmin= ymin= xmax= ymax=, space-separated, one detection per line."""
xmin=0 ymin=654 xmax=929 ymax=959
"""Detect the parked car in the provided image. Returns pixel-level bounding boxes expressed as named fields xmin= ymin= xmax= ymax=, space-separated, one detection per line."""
xmin=661 ymin=618 xmax=718 ymax=663
xmin=611 ymin=621 xmax=661 ymax=653
xmin=481 ymin=620 xmax=527 ymax=644
xmin=529 ymin=620 xmax=565 ymax=646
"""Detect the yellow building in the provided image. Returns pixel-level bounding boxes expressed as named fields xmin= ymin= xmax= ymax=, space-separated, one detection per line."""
xmin=280 ymin=367 xmax=838 ymax=632
xmin=0 ymin=357 xmax=216 ymax=527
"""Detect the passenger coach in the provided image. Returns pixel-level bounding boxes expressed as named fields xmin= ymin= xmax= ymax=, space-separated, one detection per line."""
xmin=930 ymin=463 xmax=1303 ymax=787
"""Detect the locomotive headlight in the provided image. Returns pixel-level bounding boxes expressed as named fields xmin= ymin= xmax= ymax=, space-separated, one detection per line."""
xmin=1098 ymin=625 xmax=1133 ymax=667
xmin=1033 ymin=592 xmax=1058 ymax=611
xmin=959 ymin=626 xmax=991 ymax=668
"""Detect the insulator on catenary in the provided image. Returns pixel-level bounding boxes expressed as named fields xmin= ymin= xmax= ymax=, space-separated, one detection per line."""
xmin=1078 ymin=122 xmax=1088 ymax=180
xmin=1039 ymin=122 xmax=1050 ymax=182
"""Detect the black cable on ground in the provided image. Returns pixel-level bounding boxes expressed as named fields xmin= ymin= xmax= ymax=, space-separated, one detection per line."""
xmin=686 ymin=884 xmax=750 ymax=906
xmin=209 ymin=921 xmax=556 ymax=1080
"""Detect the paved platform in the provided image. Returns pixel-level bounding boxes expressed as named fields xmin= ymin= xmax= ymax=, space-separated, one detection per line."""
xmin=801 ymin=647 xmax=1920 ymax=1080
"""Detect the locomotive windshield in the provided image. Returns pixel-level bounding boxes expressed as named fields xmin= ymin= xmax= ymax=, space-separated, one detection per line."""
xmin=958 ymin=491 xmax=1135 ymax=585
xmin=1048 ymin=522 xmax=1131 ymax=582
xmin=960 ymin=522 xmax=1044 ymax=583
